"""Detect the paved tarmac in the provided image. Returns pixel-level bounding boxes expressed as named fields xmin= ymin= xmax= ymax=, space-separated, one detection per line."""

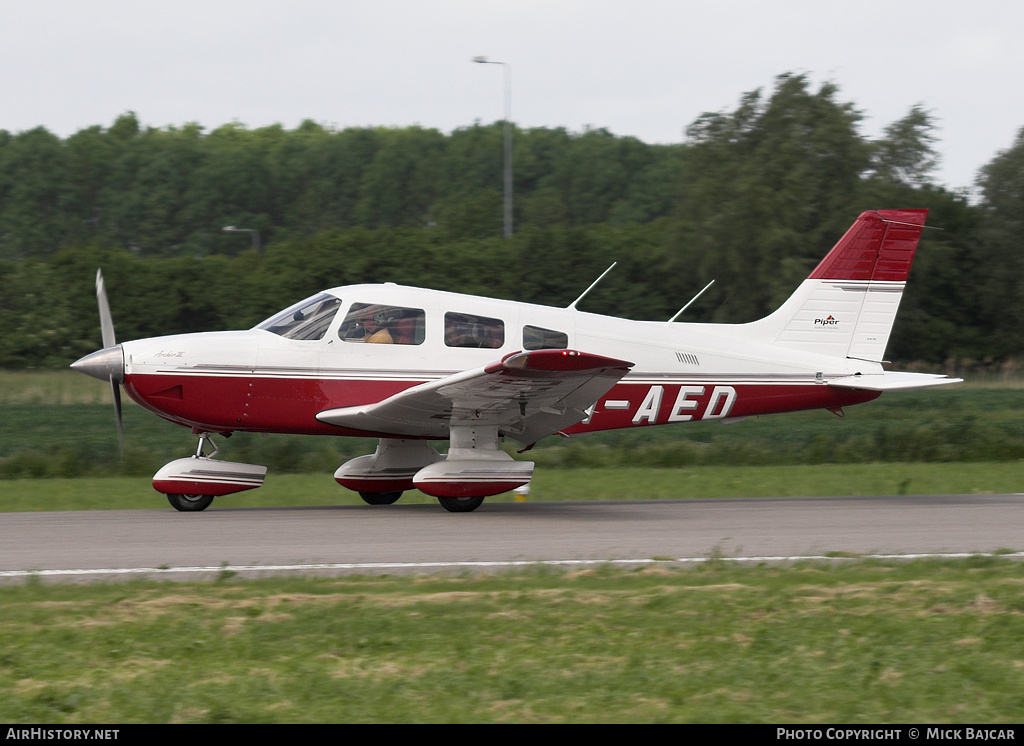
xmin=2 ymin=494 xmax=1021 ymax=582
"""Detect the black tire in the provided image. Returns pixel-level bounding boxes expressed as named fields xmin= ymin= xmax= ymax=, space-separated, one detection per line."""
xmin=166 ymin=493 xmax=214 ymax=512
xmin=358 ymin=490 xmax=403 ymax=505
xmin=437 ymin=496 xmax=485 ymax=513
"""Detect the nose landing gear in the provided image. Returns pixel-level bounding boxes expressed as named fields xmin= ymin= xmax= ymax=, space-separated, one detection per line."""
xmin=153 ymin=433 xmax=267 ymax=512
xmin=166 ymin=493 xmax=215 ymax=512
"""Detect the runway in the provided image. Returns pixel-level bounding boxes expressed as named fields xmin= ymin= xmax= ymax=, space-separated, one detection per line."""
xmin=2 ymin=494 xmax=1022 ymax=582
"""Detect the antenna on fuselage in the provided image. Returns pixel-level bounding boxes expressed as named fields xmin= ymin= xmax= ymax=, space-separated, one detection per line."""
xmin=667 ymin=279 xmax=715 ymax=323
xmin=567 ymin=262 xmax=617 ymax=311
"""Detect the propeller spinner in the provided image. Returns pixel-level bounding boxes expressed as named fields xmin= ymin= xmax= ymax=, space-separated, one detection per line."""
xmin=70 ymin=270 xmax=125 ymax=456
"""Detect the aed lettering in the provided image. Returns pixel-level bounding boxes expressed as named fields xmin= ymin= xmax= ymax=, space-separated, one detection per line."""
xmin=629 ymin=384 xmax=738 ymax=425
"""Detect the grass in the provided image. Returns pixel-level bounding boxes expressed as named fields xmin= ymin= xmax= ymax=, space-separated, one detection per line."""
xmin=0 ymin=370 xmax=119 ymax=406
xmin=1 ymin=462 xmax=1021 ymax=512
xmin=1 ymin=560 xmax=1022 ymax=723
xmin=2 ymin=372 xmax=1022 ymax=723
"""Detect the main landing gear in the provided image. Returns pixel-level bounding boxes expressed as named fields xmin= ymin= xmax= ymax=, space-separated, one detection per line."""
xmin=358 ymin=490 xmax=404 ymax=505
xmin=355 ymin=488 xmax=484 ymax=512
xmin=437 ymin=496 xmax=485 ymax=513
xmin=335 ymin=435 xmax=534 ymax=513
xmin=357 ymin=491 xmax=483 ymax=512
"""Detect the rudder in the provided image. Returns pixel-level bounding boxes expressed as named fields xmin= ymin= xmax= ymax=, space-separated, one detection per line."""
xmin=809 ymin=209 xmax=927 ymax=283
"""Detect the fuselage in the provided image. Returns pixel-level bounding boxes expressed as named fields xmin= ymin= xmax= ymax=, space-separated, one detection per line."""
xmin=116 ymin=282 xmax=880 ymax=440
xmin=69 ymin=210 xmax=958 ymax=510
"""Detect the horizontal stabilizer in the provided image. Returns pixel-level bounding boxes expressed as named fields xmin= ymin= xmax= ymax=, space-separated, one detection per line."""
xmin=828 ymin=372 xmax=963 ymax=392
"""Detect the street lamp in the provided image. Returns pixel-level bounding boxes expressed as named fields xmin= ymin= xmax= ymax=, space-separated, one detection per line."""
xmin=473 ymin=56 xmax=512 ymax=239
xmin=222 ymin=225 xmax=261 ymax=253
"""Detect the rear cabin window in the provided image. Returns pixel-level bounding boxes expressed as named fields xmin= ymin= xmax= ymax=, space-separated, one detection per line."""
xmin=256 ymin=294 xmax=341 ymax=340
xmin=523 ymin=325 xmax=568 ymax=350
xmin=444 ymin=312 xmax=505 ymax=349
xmin=339 ymin=303 xmax=425 ymax=345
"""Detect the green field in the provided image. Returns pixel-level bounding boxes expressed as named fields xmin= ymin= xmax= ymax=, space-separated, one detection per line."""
xmin=1 ymin=371 xmax=1021 ymax=510
xmin=2 ymin=560 xmax=1023 ymax=723
xmin=2 ymin=462 xmax=1022 ymax=513
xmin=2 ymin=372 xmax=1023 ymax=484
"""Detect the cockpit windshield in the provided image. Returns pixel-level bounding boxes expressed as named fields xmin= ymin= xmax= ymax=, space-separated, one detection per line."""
xmin=255 ymin=293 xmax=341 ymax=340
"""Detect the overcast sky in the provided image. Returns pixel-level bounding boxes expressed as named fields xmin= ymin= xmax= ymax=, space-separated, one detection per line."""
xmin=3 ymin=1 xmax=1022 ymax=195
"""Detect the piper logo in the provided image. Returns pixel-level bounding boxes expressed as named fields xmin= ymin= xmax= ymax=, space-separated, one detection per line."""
xmin=814 ymin=315 xmax=839 ymax=326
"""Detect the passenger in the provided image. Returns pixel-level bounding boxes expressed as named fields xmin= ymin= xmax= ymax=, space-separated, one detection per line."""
xmin=445 ymin=322 xmax=476 ymax=347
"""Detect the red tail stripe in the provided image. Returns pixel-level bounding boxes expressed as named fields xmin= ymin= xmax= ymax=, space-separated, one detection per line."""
xmin=808 ymin=209 xmax=928 ymax=282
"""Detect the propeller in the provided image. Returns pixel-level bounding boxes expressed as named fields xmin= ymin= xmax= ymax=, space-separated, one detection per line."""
xmin=70 ymin=269 xmax=125 ymax=457
xmin=97 ymin=269 xmax=116 ymax=350
xmin=95 ymin=269 xmax=124 ymax=458
xmin=95 ymin=270 xmax=124 ymax=456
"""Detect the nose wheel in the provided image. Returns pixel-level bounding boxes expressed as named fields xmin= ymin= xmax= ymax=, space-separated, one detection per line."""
xmin=165 ymin=435 xmax=219 ymax=510
xmin=166 ymin=493 xmax=215 ymax=512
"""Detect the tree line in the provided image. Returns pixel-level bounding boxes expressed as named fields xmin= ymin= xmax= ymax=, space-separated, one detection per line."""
xmin=1 ymin=73 xmax=1021 ymax=369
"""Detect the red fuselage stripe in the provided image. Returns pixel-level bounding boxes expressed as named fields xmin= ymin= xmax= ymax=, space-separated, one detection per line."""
xmin=124 ymin=372 xmax=879 ymax=437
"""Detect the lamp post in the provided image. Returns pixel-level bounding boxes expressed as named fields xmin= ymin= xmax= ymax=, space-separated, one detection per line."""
xmin=222 ymin=225 xmax=261 ymax=253
xmin=472 ymin=56 xmax=512 ymax=239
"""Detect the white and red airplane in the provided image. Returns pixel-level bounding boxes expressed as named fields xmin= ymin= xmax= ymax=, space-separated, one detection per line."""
xmin=72 ymin=208 xmax=960 ymax=512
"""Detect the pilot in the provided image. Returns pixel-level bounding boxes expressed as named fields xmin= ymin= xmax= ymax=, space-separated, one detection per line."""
xmin=365 ymin=308 xmax=394 ymax=344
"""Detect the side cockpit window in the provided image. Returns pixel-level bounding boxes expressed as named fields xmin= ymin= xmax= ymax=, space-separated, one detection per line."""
xmin=523 ymin=325 xmax=568 ymax=350
xmin=340 ymin=303 xmax=425 ymax=345
xmin=255 ymin=293 xmax=341 ymax=340
xmin=445 ymin=312 xmax=505 ymax=349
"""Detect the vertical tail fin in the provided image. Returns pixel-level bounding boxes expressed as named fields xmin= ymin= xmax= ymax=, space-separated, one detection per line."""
xmin=749 ymin=209 xmax=928 ymax=362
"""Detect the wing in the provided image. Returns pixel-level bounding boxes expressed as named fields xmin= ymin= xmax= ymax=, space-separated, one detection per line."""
xmin=316 ymin=349 xmax=633 ymax=445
